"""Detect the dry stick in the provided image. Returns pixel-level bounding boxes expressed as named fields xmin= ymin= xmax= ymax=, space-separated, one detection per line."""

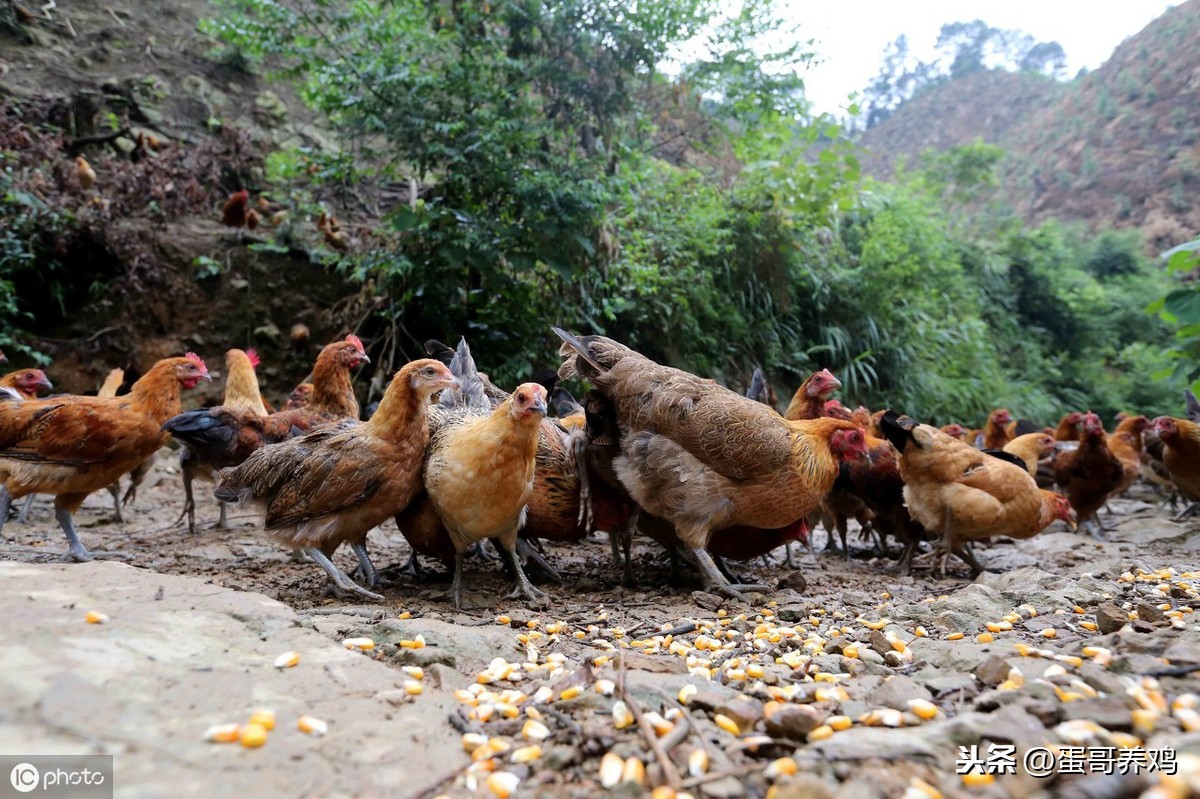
xmin=617 ymin=650 xmax=682 ymax=791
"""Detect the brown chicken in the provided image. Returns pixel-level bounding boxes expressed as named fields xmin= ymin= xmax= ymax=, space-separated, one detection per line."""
xmin=423 ymin=382 xmax=549 ymax=608
xmin=75 ymin=156 xmax=96 ymax=190
xmin=162 ymin=336 xmax=369 ymax=533
xmin=1053 ymin=412 xmax=1083 ymax=441
xmin=1151 ymin=415 xmax=1200 ymax=516
xmin=783 ymin=368 xmax=841 ymax=421
xmin=881 ymin=411 xmax=1072 ymax=576
xmin=1052 ymin=412 xmax=1124 ymax=537
xmin=1003 ymin=432 xmax=1056 ymax=476
xmin=0 ymin=354 xmax=210 ymax=560
xmin=214 ymin=359 xmax=457 ymax=600
xmin=1108 ymin=415 xmax=1150 ymax=497
xmin=284 ymin=382 xmax=314 ymax=410
xmin=97 ymin=368 xmax=124 ymax=398
xmin=221 ymin=189 xmax=250 ymax=229
xmin=555 ymin=328 xmax=869 ymax=597
xmin=94 ymin=366 xmax=148 ymax=523
xmin=940 ymin=423 xmax=969 ymax=442
xmin=981 ymin=408 xmax=1014 ymax=449
xmin=174 ymin=349 xmax=271 ymax=533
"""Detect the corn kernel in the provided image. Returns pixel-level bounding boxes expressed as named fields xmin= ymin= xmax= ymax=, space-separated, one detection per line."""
xmin=203 ymin=723 xmax=240 ymax=743
xmin=273 ymin=651 xmax=299 ymax=669
xmin=402 ymin=666 xmax=425 ymax=680
xmin=1072 ymin=606 xmax=1086 ymax=614
xmin=400 ymin=635 xmax=426 ymax=649
xmin=297 ymin=715 xmax=327 ymax=736
xmin=1040 ymin=629 xmax=1057 ymax=639
xmin=248 ymin=709 xmax=275 ymax=730
xmin=747 ymin=663 xmax=765 ymax=679
xmin=405 ymin=680 xmax=424 ymax=696
xmin=688 ymin=748 xmax=709 ymax=777
xmin=678 ymin=684 xmax=698 ymax=705
xmin=594 ymin=679 xmax=615 ymax=696
xmin=713 ymin=714 xmax=740 ymax=735
xmin=85 ymin=610 xmax=108 ymax=624
xmin=342 ymin=637 xmax=375 ymax=651
xmin=1131 ymin=708 xmax=1158 ymax=736
xmin=486 ymin=771 xmax=520 ymax=799
xmin=808 ymin=724 xmax=833 ymax=741
xmin=239 ymin=722 xmax=268 ymax=748
xmin=827 ymin=715 xmax=852 ymax=731
xmin=946 ymin=632 xmax=964 ymax=640
xmin=622 ymin=757 xmax=646 ymax=786
xmin=599 ymin=752 xmax=624 ymax=788
xmin=764 ymin=757 xmax=797 ymax=778
xmin=612 ymin=701 xmax=634 ymax=730
xmin=913 ymin=626 xmax=928 ymax=638
xmin=976 ymin=633 xmax=994 ymax=644
xmin=908 ymin=699 xmax=938 ymax=720
xmin=396 ymin=610 xmax=412 ymax=620
xmin=462 ymin=732 xmax=489 ymax=752
xmin=961 ymin=772 xmax=994 ymax=786
xmin=559 ymin=685 xmax=583 ymax=701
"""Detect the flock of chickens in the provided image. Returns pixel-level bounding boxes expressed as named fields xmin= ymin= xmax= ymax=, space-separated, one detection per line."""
xmin=0 ymin=331 xmax=1197 ymax=610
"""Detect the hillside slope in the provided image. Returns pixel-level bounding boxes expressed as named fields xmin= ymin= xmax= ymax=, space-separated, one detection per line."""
xmin=857 ymin=0 xmax=1200 ymax=249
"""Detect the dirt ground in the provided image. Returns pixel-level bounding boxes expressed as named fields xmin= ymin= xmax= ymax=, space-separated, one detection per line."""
xmin=3 ymin=447 xmax=1200 ymax=798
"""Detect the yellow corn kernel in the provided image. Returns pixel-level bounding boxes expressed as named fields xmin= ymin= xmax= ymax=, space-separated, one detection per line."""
xmin=688 ymin=748 xmax=710 ymax=777
xmin=396 ymin=610 xmax=412 ymax=619
xmin=342 ymin=637 xmax=375 ymax=651
xmin=405 ymin=680 xmax=424 ymax=696
xmin=1040 ymin=628 xmax=1057 ymax=639
xmin=85 ymin=610 xmax=109 ymax=625
xmin=273 ymin=651 xmax=299 ymax=669
xmin=808 ymin=724 xmax=833 ymax=741
xmin=297 ymin=715 xmax=327 ymax=736
xmin=486 ymin=771 xmax=520 ymax=799
xmin=622 ymin=757 xmax=646 ymax=787
xmin=593 ymin=679 xmax=615 ymax=697
xmin=976 ymin=633 xmax=994 ymax=644
xmin=1056 ymin=655 xmax=1084 ymax=668
xmin=842 ymin=644 xmax=860 ymax=659
xmin=599 ymin=752 xmax=624 ymax=789
xmin=678 ymin=684 xmax=698 ymax=705
xmin=946 ymin=632 xmax=964 ymax=640
xmin=592 ymin=655 xmax=610 ymax=668
xmin=644 ymin=711 xmax=673 ymax=737
xmin=612 ymin=701 xmax=634 ymax=730
xmin=1131 ymin=708 xmax=1158 ymax=736
xmin=1072 ymin=606 xmax=1086 ymax=614
xmin=462 ymin=732 xmax=489 ymax=752
xmin=827 ymin=715 xmax=852 ymax=731
xmin=961 ymin=772 xmax=994 ymax=787
xmin=1173 ymin=693 xmax=1199 ymax=711
xmin=473 ymin=704 xmax=495 ymax=722
xmin=913 ymin=626 xmax=928 ymax=638
xmin=1079 ymin=621 xmax=1098 ymax=631
xmin=1175 ymin=708 xmax=1200 ymax=732
xmin=746 ymin=663 xmax=765 ymax=679
xmin=861 ymin=618 xmax=889 ymax=630
xmin=558 ymin=686 xmax=583 ymax=702
xmin=1109 ymin=732 xmax=1141 ymax=749
xmin=400 ymin=635 xmax=426 ymax=649
xmin=985 ymin=622 xmax=1003 ymax=633
xmin=764 ymin=757 xmax=798 ymax=778
xmin=402 ymin=666 xmax=425 ymax=680
xmin=203 ymin=723 xmax=241 ymax=743
xmin=511 ymin=745 xmax=542 ymax=764
xmin=906 ymin=777 xmax=944 ymax=799
xmin=713 ymin=714 xmax=740 ymax=735
xmin=522 ymin=719 xmax=550 ymax=741
xmin=239 ymin=722 xmax=268 ymax=748
xmin=908 ymin=699 xmax=938 ymax=720
xmin=248 ymin=709 xmax=275 ymax=731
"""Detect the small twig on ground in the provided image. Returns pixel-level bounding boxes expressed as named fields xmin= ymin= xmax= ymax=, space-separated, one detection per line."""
xmin=617 ymin=650 xmax=682 ymax=791
xmin=659 ymin=621 xmax=698 ymax=637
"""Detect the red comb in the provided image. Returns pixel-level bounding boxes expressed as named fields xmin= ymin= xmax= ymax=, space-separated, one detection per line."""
xmin=345 ymin=333 xmax=364 ymax=353
xmin=185 ymin=352 xmax=207 ymax=370
xmin=245 ymin=348 xmax=261 ymax=368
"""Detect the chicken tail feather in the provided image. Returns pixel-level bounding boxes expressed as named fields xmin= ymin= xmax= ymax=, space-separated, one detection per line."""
xmin=746 ymin=367 xmax=770 ymax=406
xmin=439 ymin=337 xmax=490 ymax=410
xmin=0 ymin=386 xmax=24 ymax=403
xmin=552 ymin=327 xmax=607 ymax=380
xmin=879 ymin=409 xmax=917 ymax=453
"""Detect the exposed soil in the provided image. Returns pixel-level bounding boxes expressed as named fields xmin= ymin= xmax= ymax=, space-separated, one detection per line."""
xmin=3 ymin=450 xmax=1199 ymax=798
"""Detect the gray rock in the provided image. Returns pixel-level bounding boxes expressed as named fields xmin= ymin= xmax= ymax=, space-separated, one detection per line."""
xmin=701 ymin=776 xmax=747 ymax=798
xmin=715 ymin=696 xmax=764 ymax=730
xmin=1097 ymin=602 xmax=1129 ymax=635
xmin=766 ymin=775 xmax=838 ymax=799
xmin=808 ymin=725 xmax=938 ymax=760
xmin=868 ymin=675 xmax=933 ymax=709
xmin=974 ymin=654 xmax=1015 ymax=687
xmin=687 ymin=682 xmax=743 ymax=714
xmin=776 ymin=572 xmax=807 ymax=592
xmin=1062 ymin=695 xmax=1135 ymax=729
xmin=931 ymin=584 xmax=1011 ymax=627
xmin=1136 ymin=601 xmax=1166 ymax=624
xmin=764 ymin=704 xmax=824 ymax=741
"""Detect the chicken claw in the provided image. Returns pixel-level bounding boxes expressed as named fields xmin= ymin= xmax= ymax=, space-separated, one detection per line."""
xmin=304 ymin=547 xmax=383 ymax=602
xmin=691 ymin=547 xmax=768 ymax=598
xmin=57 ymin=508 xmax=130 ymax=562
xmin=503 ymin=545 xmax=549 ymax=602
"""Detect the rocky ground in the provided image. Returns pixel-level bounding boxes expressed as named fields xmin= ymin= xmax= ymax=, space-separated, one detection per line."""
xmin=2 ymin=450 xmax=1200 ymax=799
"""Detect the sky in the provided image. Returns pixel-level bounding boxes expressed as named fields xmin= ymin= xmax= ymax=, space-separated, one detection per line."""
xmin=788 ymin=1 xmax=1180 ymax=115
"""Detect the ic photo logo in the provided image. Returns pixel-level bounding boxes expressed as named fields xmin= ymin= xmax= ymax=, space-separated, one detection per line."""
xmin=10 ymin=763 xmax=39 ymax=793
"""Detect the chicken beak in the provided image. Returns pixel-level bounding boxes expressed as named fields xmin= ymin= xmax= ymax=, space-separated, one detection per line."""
xmin=442 ymin=377 xmax=461 ymax=392
xmin=1066 ymin=513 xmax=1078 ymax=532
xmin=201 ymin=371 xmax=213 ymax=382
xmin=358 ymin=354 xmax=371 ymax=365
xmin=532 ymin=398 xmax=548 ymax=416
xmin=37 ymin=376 xmax=53 ymax=392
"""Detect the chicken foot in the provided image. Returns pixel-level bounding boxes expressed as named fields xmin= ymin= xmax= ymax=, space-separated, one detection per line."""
xmin=1173 ymin=502 xmax=1199 ymax=523
xmin=15 ymin=494 xmax=35 ymax=523
xmin=351 ymin=543 xmax=380 ymax=588
xmin=105 ymin=483 xmax=125 ymax=523
xmin=515 ymin=537 xmax=563 ymax=583
xmin=691 ymin=546 xmax=768 ymax=597
xmin=503 ymin=542 xmax=549 ymax=603
xmin=56 ymin=507 xmax=131 ymax=562
xmin=304 ymin=547 xmax=383 ymax=602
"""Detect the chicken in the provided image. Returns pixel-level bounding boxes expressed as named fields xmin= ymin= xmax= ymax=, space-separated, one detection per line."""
xmin=75 ymin=156 xmax=95 ymax=190
xmin=0 ymin=368 xmax=52 ymax=399
xmin=162 ymin=336 xmax=369 ymax=533
xmin=1151 ymin=415 xmax=1200 ymax=517
xmin=981 ymin=408 xmax=1014 ymax=449
xmin=284 ymin=382 xmax=313 ymax=410
xmin=554 ymin=328 xmax=869 ymax=597
xmin=173 ymin=349 xmax=271 ymax=533
xmin=91 ymin=365 xmax=150 ymax=523
xmin=1052 ymin=412 xmax=1124 ymax=537
xmin=1053 ymin=412 xmax=1083 ymax=441
xmin=880 ymin=411 xmax=1072 ymax=576
xmin=290 ymin=323 xmax=310 ymax=352
xmin=1003 ymin=432 xmax=1056 ymax=476
xmin=97 ymin=368 xmax=124 ymax=398
xmin=221 ymin=189 xmax=250 ymax=229
xmin=549 ymin=387 xmax=586 ymax=430
xmin=1108 ymin=414 xmax=1149 ymax=497
xmin=783 ymin=368 xmax=841 ymax=421
xmin=841 ymin=432 xmax=928 ymax=574
xmin=940 ymin=423 xmax=969 ymax=442
xmin=418 ymin=376 xmax=548 ymax=607
xmin=745 ymin=367 xmax=777 ymax=409
xmin=214 ymin=358 xmax=457 ymax=600
xmin=0 ymin=354 xmax=210 ymax=561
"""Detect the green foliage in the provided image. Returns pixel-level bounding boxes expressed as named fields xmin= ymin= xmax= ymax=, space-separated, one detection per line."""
xmin=1149 ymin=238 xmax=1200 ymax=392
xmin=0 ymin=165 xmax=64 ymax=363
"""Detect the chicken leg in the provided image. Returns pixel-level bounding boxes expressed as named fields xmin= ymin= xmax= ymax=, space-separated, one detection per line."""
xmin=16 ymin=494 xmax=35 ymax=523
xmin=351 ymin=542 xmax=379 ymax=588
xmin=304 ymin=547 xmax=383 ymax=602
xmin=105 ymin=482 xmax=125 ymax=523
xmin=503 ymin=541 xmax=548 ymax=602
xmin=691 ymin=546 xmax=768 ymax=597
xmin=55 ymin=504 xmax=130 ymax=562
